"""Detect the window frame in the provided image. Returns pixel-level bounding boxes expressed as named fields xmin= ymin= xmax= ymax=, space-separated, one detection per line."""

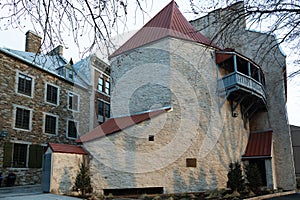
xmin=15 ymin=71 xmax=34 ymax=98
xmin=13 ymin=105 xmax=32 ymax=132
xmin=67 ymin=91 xmax=80 ymax=112
xmin=105 ymin=78 xmax=110 ymax=95
xmin=97 ymin=99 xmax=110 ymax=124
xmin=43 ymin=112 xmax=59 ymax=135
xmin=45 ymin=82 xmax=60 ymax=106
xmin=97 ymin=73 xmax=110 ymax=96
xmin=4 ymin=141 xmax=43 ymax=169
xmin=7 ymin=141 xmax=31 ymax=169
xmin=98 ymin=76 xmax=104 ymax=92
xmin=66 ymin=119 xmax=79 ymax=139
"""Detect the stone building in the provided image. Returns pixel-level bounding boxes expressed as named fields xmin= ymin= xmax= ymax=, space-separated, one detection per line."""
xmin=77 ymin=0 xmax=295 ymax=195
xmin=291 ymin=125 xmax=300 ymax=179
xmin=0 ymin=31 xmax=110 ymax=185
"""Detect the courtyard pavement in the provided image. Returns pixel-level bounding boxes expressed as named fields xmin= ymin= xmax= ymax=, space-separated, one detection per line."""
xmin=1 ymin=193 xmax=81 ymax=199
xmin=0 ymin=184 xmax=81 ymax=199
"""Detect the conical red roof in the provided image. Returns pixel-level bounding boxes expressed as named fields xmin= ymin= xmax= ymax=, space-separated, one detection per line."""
xmin=110 ymin=0 xmax=218 ymax=58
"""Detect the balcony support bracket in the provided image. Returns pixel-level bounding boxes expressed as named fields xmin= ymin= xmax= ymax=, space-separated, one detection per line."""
xmin=230 ymin=96 xmax=246 ymax=117
xmin=242 ymin=101 xmax=256 ymax=119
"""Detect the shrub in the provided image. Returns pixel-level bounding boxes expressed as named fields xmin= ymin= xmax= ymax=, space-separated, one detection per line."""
xmin=244 ymin=163 xmax=263 ymax=193
xmin=227 ymin=161 xmax=245 ymax=192
xmin=73 ymin=163 xmax=93 ymax=196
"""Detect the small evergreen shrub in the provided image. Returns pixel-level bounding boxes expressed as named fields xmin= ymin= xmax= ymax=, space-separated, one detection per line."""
xmin=227 ymin=161 xmax=245 ymax=192
xmin=244 ymin=163 xmax=263 ymax=193
xmin=73 ymin=163 xmax=93 ymax=196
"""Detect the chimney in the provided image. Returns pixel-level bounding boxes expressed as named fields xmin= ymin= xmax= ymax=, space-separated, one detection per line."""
xmin=25 ymin=31 xmax=42 ymax=53
xmin=47 ymin=45 xmax=63 ymax=56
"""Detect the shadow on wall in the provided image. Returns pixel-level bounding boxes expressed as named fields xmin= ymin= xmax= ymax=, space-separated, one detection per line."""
xmin=59 ymin=166 xmax=72 ymax=194
xmin=173 ymin=167 xmax=218 ymax=193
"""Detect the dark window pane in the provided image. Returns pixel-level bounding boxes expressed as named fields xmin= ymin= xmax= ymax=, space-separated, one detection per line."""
xmin=13 ymin=143 xmax=27 ymax=168
xmin=68 ymin=121 xmax=77 ymax=138
xmin=15 ymin=107 xmax=30 ymax=130
xmin=46 ymin=84 xmax=58 ymax=104
xmin=98 ymin=100 xmax=104 ymax=116
xmin=17 ymin=73 xmax=32 ymax=96
xmin=45 ymin=115 xmax=56 ymax=134
xmin=105 ymin=103 xmax=110 ymax=118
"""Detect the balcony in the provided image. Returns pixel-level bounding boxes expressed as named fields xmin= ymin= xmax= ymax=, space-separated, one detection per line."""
xmin=216 ymin=50 xmax=267 ymax=119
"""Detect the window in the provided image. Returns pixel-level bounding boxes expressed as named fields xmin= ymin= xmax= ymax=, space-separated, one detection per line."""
xmin=98 ymin=77 xmax=104 ymax=91
xmin=68 ymin=92 xmax=79 ymax=111
xmin=97 ymin=100 xmax=110 ymax=124
xmin=149 ymin=135 xmax=154 ymax=141
xmin=105 ymin=79 xmax=110 ymax=95
xmin=3 ymin=142 xmax=43 ymax=168
xmin=44 ymin=114 xmax=58 ymax=135
xmin=17 ymin=73 xmax=33 ymax=96
xmin=98 ymin=75 xmax=110 ymax=95
xmin=67 ymin=120 xmax=78 ymax=138
xmin=15 ymin=106 xmax=31 ymax=130
xmin=66 ymin=68 xmax=74 ymax=80
xmin=45 ymin=83 xmax=59 ymax=105
xmin=186 ymin=158 xmax=197 ymax=167
xmin=13 ymin=143 xmax=28 ymax=168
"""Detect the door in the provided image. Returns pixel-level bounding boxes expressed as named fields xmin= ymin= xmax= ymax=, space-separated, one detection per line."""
xmin=41 ymin=153 xmax=52 ymax=192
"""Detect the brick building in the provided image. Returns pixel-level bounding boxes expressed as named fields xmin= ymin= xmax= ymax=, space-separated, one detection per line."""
xmin=77 ymin=0 xmax=295 ymax=195
xmin=0 ymin=31 xmax=110 ymax=185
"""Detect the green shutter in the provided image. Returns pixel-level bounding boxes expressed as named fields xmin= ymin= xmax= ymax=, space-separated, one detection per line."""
xmin=29 ymin=145 xmax=43 ymax=168
xmin=3 ymin=142 xmax=13 ymax=167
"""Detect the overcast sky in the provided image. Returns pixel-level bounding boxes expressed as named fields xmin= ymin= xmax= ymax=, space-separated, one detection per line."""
xmin=0 ymin=0 xmax=299 ymax=126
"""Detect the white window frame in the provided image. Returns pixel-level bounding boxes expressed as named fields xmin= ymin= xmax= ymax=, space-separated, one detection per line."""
xmin=13 ymin=104 xmax=33 ymax=132
xmin=9 ymin=140 xmax=31 ymax=169
xmin=66 ymin=119 xmax=79 ymax=139
xmin=43 ymin=112 xmax=59 ymax=135
xmin=15 ymin=71 xmax=35 ymax=98
xmin=44 ymin=82 xmax=60 ymax=106
xmin=67 ymin=91 xmax=80 ymax=112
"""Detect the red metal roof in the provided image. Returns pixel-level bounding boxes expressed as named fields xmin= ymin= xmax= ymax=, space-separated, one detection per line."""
xmin=242 ymin=130 xmax=273 ymax=159
xmin=76 ymin=108 xmax=169 ymax=143
xmin=48 ymin=143 xmax=88 ymax=155
xmin=109 ymin=0 xmax=218 ymax=58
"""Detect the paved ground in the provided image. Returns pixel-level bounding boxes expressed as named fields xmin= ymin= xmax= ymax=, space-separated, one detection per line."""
xmin=0 ymin=184 xmax=81 ymax=199
xmin=2 ymin=193 xmax=82 ymax=199
xmin=269 ymin=193 xmax=300 ymax=199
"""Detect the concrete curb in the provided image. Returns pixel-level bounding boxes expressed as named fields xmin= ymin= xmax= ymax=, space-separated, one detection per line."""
xmin=244 ymin=190 xmax=296 ymax=200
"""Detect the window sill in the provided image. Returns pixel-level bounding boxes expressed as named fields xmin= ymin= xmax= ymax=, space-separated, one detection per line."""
xmin=96 ymin=90 xmax=110 ymax=97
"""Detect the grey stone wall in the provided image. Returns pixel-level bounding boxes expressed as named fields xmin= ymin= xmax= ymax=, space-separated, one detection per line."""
xmin=191 ymin=2 xmax=296 ymax=190
xmin=86 ymin=37 xmax=249 ymax=194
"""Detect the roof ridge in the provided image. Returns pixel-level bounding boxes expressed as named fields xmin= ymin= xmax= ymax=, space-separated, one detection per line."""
xmin=168 ymin=0 xmax=176 ymax=30
xmin=109 ymin=0 xmax=219 ymax=58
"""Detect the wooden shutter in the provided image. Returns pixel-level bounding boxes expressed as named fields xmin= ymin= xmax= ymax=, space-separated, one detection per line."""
xmin=29 ymin=145 xmax=43 ymax=168
xmin=3 ymin=142 xmax=13 ymax=167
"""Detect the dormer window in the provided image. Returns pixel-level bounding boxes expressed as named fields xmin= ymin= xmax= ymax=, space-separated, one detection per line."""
xmin=56 ymin=63 xmax=74 ymax=81
xmin=66 ymin=68 xmax=74 ymax=80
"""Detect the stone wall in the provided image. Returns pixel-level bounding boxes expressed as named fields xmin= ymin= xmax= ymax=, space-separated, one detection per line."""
xmin=49 ymin=152 xmax=86 ymax=194
xmin=190 ymin=2 xmax=296 ymax=190
xmin=85 ymin=37 xmax=249 ymax=194
xmin=0 ymin=51 xmax=90 ymax=185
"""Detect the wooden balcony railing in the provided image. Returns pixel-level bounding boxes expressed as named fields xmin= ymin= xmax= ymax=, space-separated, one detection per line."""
xmin=218 ymin=72 xmax=266 ymax=102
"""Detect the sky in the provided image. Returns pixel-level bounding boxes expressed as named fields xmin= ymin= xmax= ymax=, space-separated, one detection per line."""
xmin=0 ymin=0 xmax=299 ymax=126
